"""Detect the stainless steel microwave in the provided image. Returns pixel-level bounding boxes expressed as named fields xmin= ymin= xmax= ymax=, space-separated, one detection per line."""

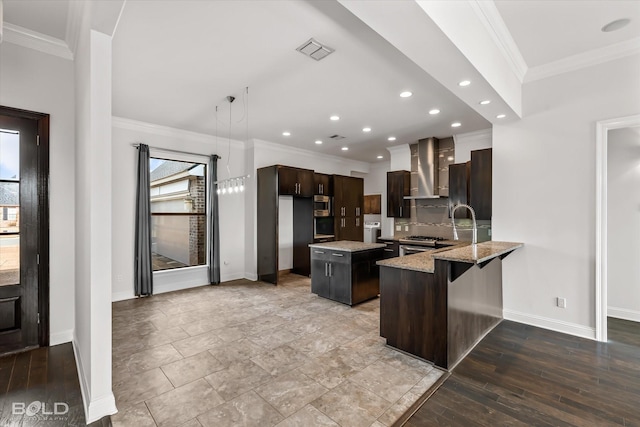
xmin=314 ymin=195 xmax=332 ymax=217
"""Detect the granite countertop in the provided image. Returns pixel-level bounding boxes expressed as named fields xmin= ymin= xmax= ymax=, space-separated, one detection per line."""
xmin=314 ymin=234 xmax=335 ymax=239
xmin=377 ymin=241 xmax=523 ymax=273
xmin=309 ymin=240 xmax=386 ymax=252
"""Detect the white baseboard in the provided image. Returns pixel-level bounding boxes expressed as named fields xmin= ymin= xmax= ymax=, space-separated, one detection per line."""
xmin=608 ymin=306 xmax=640 ymax=323
xmin=72 ymin=336 xmax=117 ymax=424
xmin=112 ymin=290 xmax=135 ymax=302
xmin=503 ymin=309 xmax=596 ymax=340
xmin=50 ymin=329 xmax=73 ymax=346
xmin=244 ymin=272 xmax=258 ymax=281
xmin=220 ymin=271 xmax=246 ymax=282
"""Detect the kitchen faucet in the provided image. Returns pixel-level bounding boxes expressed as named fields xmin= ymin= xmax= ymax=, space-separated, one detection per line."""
xmin=451 ymin=203 xmax=477 ymax=245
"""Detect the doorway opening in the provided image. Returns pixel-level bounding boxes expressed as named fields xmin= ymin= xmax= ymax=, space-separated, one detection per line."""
xmin=595 ymin=114 xmax=640 ymax=342
xmin=0 ymin=105 xmax=50 ymax=355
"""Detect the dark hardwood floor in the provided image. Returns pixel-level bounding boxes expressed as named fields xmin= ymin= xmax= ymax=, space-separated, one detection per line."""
xmin=0 ymin=343 xmax=87 ymax=426
xmin=405 ymin=318 xmax=640 ymax=426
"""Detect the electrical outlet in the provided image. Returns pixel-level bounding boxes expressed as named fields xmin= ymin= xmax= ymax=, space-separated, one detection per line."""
xmin=396 ymin=225 xmax=401 ymax=231
xmin=224 ymin=260 xmax=230 ymax=266
xmin=404 ymin=226 xmax=409 ymax=231
xmin=556 ymin=297 xmax=567 ymax=308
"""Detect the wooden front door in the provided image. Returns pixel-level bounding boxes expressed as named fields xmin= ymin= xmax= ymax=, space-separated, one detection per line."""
xmin=0 ymin=106 xmax=49 ymax=354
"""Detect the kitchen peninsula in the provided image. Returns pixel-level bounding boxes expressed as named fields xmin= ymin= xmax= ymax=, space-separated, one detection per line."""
xmin=309 ymin=241 xmax=385 ymax=306
xmin=378 ymin=241 xmax=523 ymax=370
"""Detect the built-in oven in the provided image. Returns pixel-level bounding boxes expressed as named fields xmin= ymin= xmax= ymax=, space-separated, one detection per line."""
xmin=314 ymin=195 xmax=332 ymax=217
xmin=399 ymin=245 xmax=436 ymax=256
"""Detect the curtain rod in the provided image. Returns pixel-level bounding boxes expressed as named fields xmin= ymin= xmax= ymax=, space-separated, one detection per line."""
xmin=131 ymin=143 xmax=220 ymax=160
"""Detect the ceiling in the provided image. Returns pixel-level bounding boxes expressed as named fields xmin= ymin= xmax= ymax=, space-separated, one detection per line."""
xmin=3 ymin=0 xmax=639 ymax=164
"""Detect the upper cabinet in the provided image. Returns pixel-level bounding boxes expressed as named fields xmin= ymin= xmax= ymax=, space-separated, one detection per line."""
xmin=387 ymin=170 xmax=410 ymax=218
xmin=278 ymin=166 xmax=314 ymax=197
xmin=448 ymin=148 xmax=492 ymax=220
xmin=364 ymin=194 xmax=382 ymax=215
xmin=470 ymin=148 xmax=492 ymax=220
xmin=313 ymin=173 xmax=333 ymax=196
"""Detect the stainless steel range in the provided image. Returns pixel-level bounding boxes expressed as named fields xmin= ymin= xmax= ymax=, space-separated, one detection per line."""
xmin=398 ymin=235 xmax=447 ymax=256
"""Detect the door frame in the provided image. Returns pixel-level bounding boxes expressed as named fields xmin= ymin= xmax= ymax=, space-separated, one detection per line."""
xmin=0 ymin=105 xmax=50 ymax=348
xmin=595 ymin=113 xmax=640 ymax=342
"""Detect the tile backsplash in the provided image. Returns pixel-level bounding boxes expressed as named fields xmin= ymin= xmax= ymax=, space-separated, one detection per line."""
xmin=394 ymin=198 xmax=491 ymax=242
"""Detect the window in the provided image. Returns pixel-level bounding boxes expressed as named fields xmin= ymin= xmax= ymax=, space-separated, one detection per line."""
xmin=149 ymin=158 xmax=207 ymax=271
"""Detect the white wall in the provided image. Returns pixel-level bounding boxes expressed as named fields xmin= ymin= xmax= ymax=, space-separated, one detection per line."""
xmin=359 ymin=162 xmax=391 ymax=237
xmin=493 ymin=55 xmax=640 ymax=338
xmin=607 ymin=127 xmax=640 ymax=322
xmin=111 ymin=118 xmax=247 ymax=301
xmin=0 ymin=43 xmax=76 ymax=345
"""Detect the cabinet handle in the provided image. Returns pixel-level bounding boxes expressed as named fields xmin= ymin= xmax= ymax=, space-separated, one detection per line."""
xmin=329 ymin=263 xmax=332 ymax=276
xmin=384 ymin=249 xmax=394 ymax=252
xmin=325 ymin=262 xmax=328 ymax=276
xmin=314 ymin=250 xmax=325 ymax=254
xmin=385 ymin=242 xmax=394 ymax=246
xmin=400 ymin=206 xmax=403 ymax=217
xmin=332 ymin=253 xmax=344 ymax=257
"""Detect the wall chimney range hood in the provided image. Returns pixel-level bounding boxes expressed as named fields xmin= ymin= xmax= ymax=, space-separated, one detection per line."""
xmin=404 ymin=137 xmax=443 ymax=199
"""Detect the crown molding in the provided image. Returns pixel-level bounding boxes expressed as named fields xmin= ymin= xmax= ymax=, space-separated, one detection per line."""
xmin=470 ymin=0 xmax=528 ymax=83
xmin=525 ymin=37 xmax=640 ymax=83
xmin=3 ymin=23 xmax=73 ymax=60
xmin=112 ymin=116 xmax=245 ymax=149
xmin=252 ymin=138 xmax=371 ymax=172
xmin=454 ymin=128 xmax=492 ymax=145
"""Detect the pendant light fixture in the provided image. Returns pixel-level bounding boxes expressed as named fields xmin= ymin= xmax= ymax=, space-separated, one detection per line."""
xmin=215 ymin=87 xmax=250 ymax=195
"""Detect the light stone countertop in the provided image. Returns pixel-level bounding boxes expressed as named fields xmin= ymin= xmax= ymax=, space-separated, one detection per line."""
xmin=377 ymin=241 xmax=523 ymax=273
xmin=308 ymin=240 xmax=386 ymax=252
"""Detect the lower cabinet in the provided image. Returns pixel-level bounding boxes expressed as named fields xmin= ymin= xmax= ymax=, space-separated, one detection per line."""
xmin=378 ymin=239 xmax=399 ymax=258
xmin=310 ymin=248 xmax=383 ymax=306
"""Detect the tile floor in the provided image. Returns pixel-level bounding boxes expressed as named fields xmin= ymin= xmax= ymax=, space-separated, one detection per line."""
xmin=111 ymin=274 xmax=444 ymax=427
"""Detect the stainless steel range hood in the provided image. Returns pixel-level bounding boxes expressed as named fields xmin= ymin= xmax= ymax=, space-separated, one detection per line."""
xmin=404 ymin=137 xmax=441 ymax=199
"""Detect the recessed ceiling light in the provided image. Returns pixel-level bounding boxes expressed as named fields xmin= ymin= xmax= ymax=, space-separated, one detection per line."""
xmin=341 ymin=147 xmax=349 ymax=151
xmin=458 ymin=80 xmax=471 ymax=87
xmin=601 ymin=18 xmax=630 ymax=32
xmin=480 ymin=100 xmax=491 ymax=105
xmin=377 ymin=155 xmax=383 ymax=159
xmin=451 ymin=122 xmax=461 ymax=128
xmin=330 ymin=115 xmax=340 ymax=121
xmin=428 ymin=109 xmax=440 ymax=115
xmin=282 ymin=131 xmax=291 ymax=136
xmin=315 ymin=140 xmax=323 ymax=145
xmin=496 ymin=114 xmax=506 ymax=119
xmin=388 ymin=136 xmax=396 ymax=141
xmin=400 ymin=91 xmax=413 ymax=98
xmin=362 ymin=127 xmax=371 ymax=132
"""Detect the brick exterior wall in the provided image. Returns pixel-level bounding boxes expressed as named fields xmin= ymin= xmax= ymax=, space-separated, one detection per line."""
xmin=189 ymin=177 xmax=207 ymax=265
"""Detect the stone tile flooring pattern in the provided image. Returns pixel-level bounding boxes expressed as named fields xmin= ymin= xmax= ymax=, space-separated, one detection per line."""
xmin=111 ymin=275 xmax=444 ymax=427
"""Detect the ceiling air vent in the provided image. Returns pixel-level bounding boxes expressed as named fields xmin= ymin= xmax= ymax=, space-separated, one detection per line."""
xmin=329 ymin=135 xmax=345 ymax=140
xmin=296 ymin=38 xmax=334 ymax=61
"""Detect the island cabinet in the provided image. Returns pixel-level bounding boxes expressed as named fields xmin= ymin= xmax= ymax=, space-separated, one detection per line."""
xmin=387 ymin=171 xmax=410 ymax=218
xmin=377 ymin=241 xmax=523 ymax=370
xmin=377 ymin=238 xmax=399 ymax=259
xmin=309 ymin=241 xmax=385 ymax=306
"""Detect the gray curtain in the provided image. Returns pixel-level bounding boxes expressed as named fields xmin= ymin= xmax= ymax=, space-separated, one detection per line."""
xmin=208 ymin=155 xmax=221 ymax=284
xmin=135 ymin=144 xmax=154 ymax=296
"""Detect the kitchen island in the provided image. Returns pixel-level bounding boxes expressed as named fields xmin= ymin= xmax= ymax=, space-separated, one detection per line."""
xmin=309 ymin=241 xmax=385 ymax=306
xmin=377 ymin=241 xmax=523 ymax=370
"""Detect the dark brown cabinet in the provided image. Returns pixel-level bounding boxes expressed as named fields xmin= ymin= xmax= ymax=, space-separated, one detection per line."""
xmin=448 ymin=162 xmax=470 ymax=218
xmin=378 ymin=238 xmax=399 ymax=259
xmin=448 ymin=148 xmax=492 ymax=220
xmin=310 ymin=247 xmax=383 ymax=305
xmin=257 ymin=165 xmax=314 ymax=285
xmin=364 ymin=194 xmax=381 ymax=214
xmin=278 ymin=166 xmax=314 ymax=197
xmin=313 ymin=173 xmax=332 ymax=196
xmin=387 ymin=171 xmax=410 ymax=218
xmin=333 ymin=175 xmax=364 ymax=241
xmin=470 ymin=148 xmax=492 ymax=220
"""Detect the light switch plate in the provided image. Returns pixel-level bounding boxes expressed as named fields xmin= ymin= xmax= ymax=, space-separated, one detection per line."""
xmin=404 ymin=226 xmax=409 ymax=231
xmin=396 ymin=225 xmax=401 ymax=231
